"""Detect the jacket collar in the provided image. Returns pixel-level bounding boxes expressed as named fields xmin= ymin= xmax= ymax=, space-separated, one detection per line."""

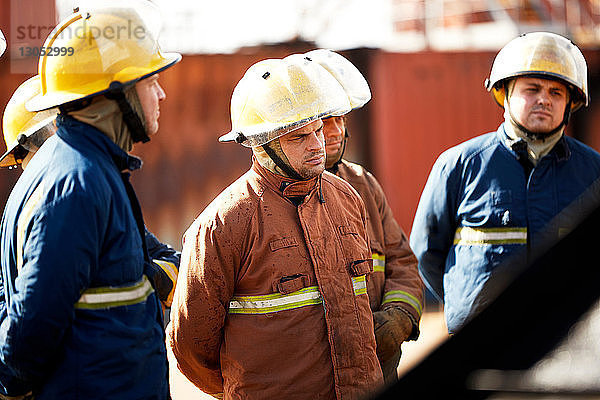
xmin=252 ymin=158 xmax=320 ymax=200
xmin=56 ymin=114 xmax=142 ymax=171
xmin=498 ymin=123 xmax=571 ymax=163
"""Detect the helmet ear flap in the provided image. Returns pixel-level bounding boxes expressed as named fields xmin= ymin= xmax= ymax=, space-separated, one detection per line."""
xmin=489 ymin=79 xmax=508 ymax=108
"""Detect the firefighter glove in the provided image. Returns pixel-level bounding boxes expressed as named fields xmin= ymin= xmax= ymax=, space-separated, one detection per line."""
xmin=373 ymin=307 xmax=414 ymax=363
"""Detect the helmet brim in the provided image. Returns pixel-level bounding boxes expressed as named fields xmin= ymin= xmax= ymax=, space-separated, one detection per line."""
xmin=26 ymin=52 xmax=181 ymax=112
xmin=220 ymin=108 xmax=336 ymax=147
xmin=0 ymin=145 xmax=19 ymax=168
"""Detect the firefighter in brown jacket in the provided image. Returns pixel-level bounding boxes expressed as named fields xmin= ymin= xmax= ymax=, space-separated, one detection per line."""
xmin=168 ymin=56 xmax=384 ymax=399
xmin=306 ymin=49 xmax=425 ymax=384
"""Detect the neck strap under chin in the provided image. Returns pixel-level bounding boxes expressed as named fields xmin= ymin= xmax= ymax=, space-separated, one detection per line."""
xmin=104 ymin=82 xmax=149 ymax=144
xmin=262 ymin=143 xmax=304 ymax=181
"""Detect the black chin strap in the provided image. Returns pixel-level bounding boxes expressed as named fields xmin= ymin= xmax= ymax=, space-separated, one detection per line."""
xmin=262 ymin=143 xmax=305 ymax=181
xmin=59 ymin=98 xmax=93 ymax=113
xmin=104 ymin=82 xmax=149 ymax=144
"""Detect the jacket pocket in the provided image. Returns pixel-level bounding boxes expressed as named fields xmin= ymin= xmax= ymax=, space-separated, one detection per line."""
xmin=274 ymin=273 xmax=310 ymax=294
xmin=269 ymin=237 xmax=299 ymax=251
xmin=337 ymin=224 xmax=372 ymax=272
xmin=348 ymin=259 xmax=373 ymax=277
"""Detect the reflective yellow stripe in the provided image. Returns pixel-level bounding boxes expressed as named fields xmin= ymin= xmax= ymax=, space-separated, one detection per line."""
xmin=75 ymin=276 xmax=154 ymax=309
xmin=16 ymin=181 xmax=46 ymax=272
xmin=454 ymin=227 xmax=527 ymax=245
xmin=382 ymin=290 xmax=423 ymax=317
xmin=229 ymin=286 xmax=323 ymax=314
xmin=153 ymin=259 xmax=178 ymax=283
xmin=372 ymin=253 xmax=385 ymax=273
xmin=352 ymin=275 xmax=367 ymax=295
xmin=229 ymin=277 xmax=367 ymax=314
xmin=153 ymin=259 xmax=178 ymax=305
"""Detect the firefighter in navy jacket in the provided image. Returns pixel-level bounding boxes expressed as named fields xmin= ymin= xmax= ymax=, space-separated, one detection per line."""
xmin=0 ymin=3 xmax=180 ymax=398
xmin=411 ymin=32 xmax=600 ymax=334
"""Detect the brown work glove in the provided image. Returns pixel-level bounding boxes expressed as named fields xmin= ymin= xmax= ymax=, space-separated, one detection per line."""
xmin=373 ymin=307 xmax=414 ymax=363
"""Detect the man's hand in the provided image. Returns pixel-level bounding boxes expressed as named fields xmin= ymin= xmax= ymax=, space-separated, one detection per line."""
xmin=373 ymin=307 xmax=413 ymax=363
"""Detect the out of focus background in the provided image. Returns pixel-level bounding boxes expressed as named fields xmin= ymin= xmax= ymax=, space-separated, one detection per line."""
xmin=2 ymin=0 xmax=600 ymax=391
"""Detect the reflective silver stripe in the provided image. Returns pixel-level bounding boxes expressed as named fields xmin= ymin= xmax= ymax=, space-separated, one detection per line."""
xmin=352 ymin=275 xmax=367 ymax=295
xmin=229 ymin=286 xmax=323 ymax=314
xmin=229 ymin=278 xmax=367 ymax=314
xmin=454 ymin=227 xmax=527 ymax=245
xmin=372 ymin=253 xmax=385 ymax=272
xmin=16 ymin=181 xmax=46 ymax=272
xmin=75 ymin=276 xmax=154 ymax=309
xmin=382 ymin=290 xmax=423 ymax=317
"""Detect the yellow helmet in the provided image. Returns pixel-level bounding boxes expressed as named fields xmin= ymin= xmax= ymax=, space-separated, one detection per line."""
xmin=219 ymin=55 xmax=351 ymax=147
xmin=0 ymin=29 xmax=6 ymax=57
xmin=1 ymin=75 xmax=58 ymax=168
xmin=485 ymin=31 xmax=588 ymax=112
xmin=26 ymin=0 xmax=181 ymax=112
xmin=304 ymin=49 xmax=371 ymax=111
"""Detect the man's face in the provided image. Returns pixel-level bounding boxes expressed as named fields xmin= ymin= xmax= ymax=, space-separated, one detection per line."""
xmin=136 ymin=74 xmax=166 ymax=136
xmin=279 ymin=119 xmax=326 ymax=179
xmin=323 ymin=115 xmax=345 ymax=164
xmin=508 ymin=76 xmax=568 ymax=134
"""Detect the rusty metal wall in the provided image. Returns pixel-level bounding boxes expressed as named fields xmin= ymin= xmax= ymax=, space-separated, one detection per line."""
xmin=369 ymin=51 xmax=503 ymax=235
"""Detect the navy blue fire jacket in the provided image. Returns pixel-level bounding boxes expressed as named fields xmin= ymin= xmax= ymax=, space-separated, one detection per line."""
xmin=411 ymin=124 xmax=600 ymax=333
xmin=0 ymin=115 xmax=169 ymax=399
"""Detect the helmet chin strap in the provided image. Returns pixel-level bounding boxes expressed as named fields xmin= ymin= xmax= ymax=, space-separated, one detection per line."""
xmin=59 ymin=82 xmax=150 ymax=145
xmin=326 ymin=127 xmax=349 ymax=172
xmin=504 ymin=81 xmax=572 ymax=141
xmin=262 ymin=141 xmax=305 ymax=181
xmin=105 ymin=82 xmax=149 ymax=144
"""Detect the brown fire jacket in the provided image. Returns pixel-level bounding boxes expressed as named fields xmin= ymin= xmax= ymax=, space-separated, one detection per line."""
xmin=334 ymin=160 xmax=424 ymax=334
xmin=168 ymin=160 xmax=384 ymax=399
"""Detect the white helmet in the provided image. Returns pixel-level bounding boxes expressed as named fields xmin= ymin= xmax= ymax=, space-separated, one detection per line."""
xmin=485 ymin=31 xmax=588 ymax=112
xmin=219 ymin=55 xmax=350 ymax=147
xmin=304 ymin=49 xmax=371 ymax=111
